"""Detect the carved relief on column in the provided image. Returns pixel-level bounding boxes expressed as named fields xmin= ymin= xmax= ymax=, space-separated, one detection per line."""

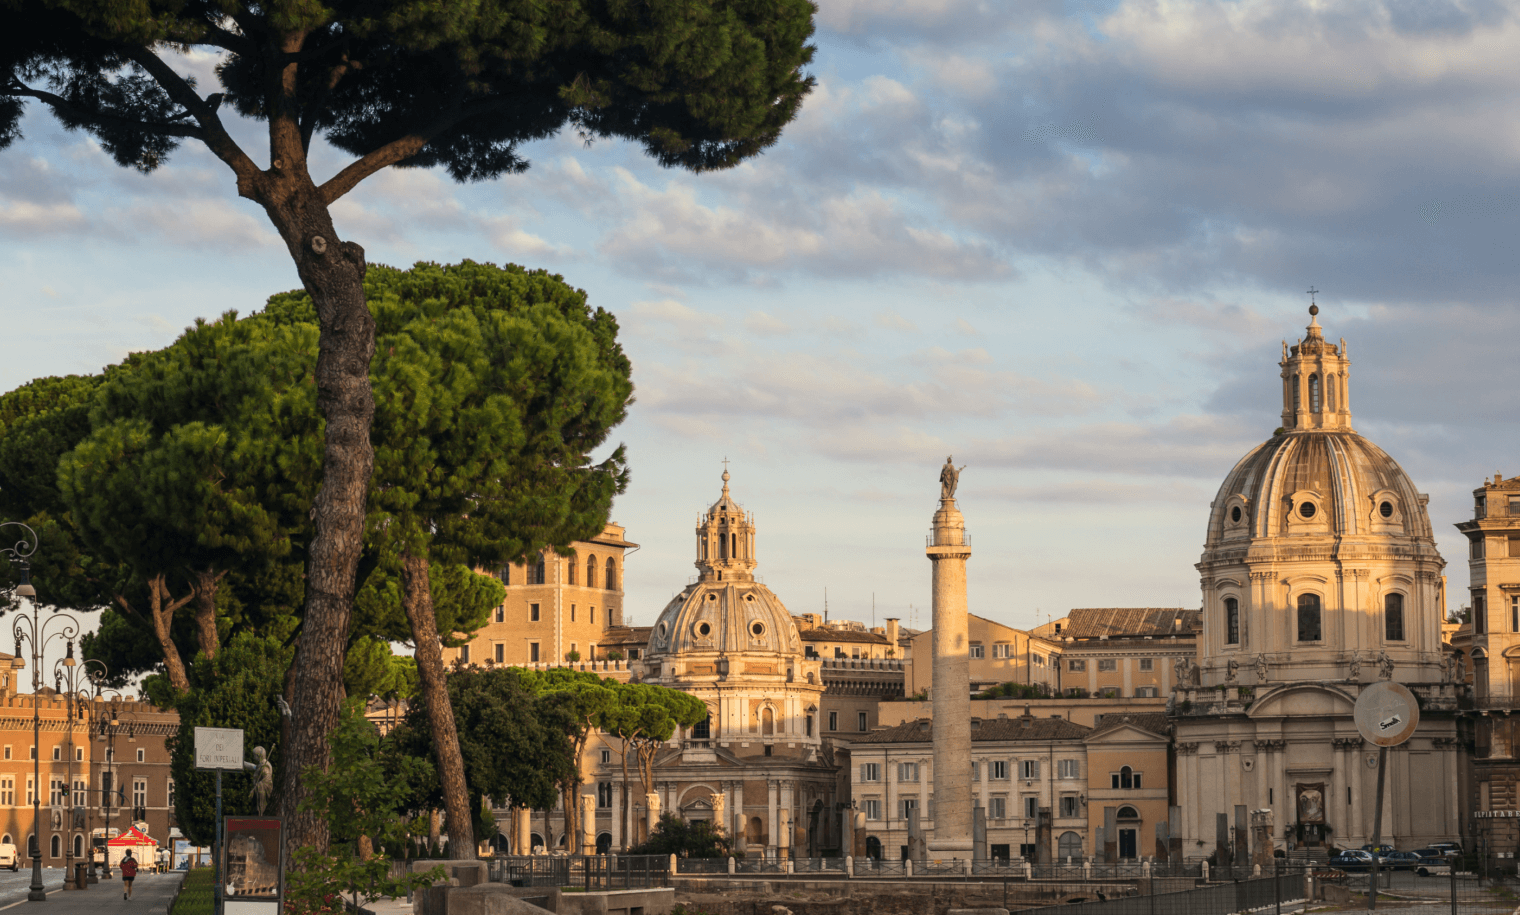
xmin=1176 ymin=742 xmax=1200 ymax=756
xmin=1215 ymin=741 xmax=1241 ymax=754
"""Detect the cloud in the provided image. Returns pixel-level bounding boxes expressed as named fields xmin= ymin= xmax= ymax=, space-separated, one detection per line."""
xmin=876 ymin=311 xmax=919 ymax=333
xmin=745 ymin=311 xmax=794 ymax=336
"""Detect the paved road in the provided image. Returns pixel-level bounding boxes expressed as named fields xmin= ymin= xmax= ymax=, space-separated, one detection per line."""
xmin=0 ymin=867 xmax=184 ymax=913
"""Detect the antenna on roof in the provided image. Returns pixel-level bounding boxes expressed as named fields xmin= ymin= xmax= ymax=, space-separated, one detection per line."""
xmin=824 ymin=587 xmax=829 ymax=623
xmin=872 ymin=593 xmax=876 ymax=628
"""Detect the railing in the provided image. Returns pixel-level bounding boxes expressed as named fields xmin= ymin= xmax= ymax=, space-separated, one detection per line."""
xmin=489 ymin=854 xmax=669 ymax=889
xmin=1015 ymin=872 xmax=1304 ymax=915
xmin=852 ymin=858 xmax=908 ymax=877
xmin=818 ymin=658 xmax=905 ymax=672
xmin=926 ymin=530 xmax=971 ymax=548
xmin=673 ymin=857 xmax=729 ymax=874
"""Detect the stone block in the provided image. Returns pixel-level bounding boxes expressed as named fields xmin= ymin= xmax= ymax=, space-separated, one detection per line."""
xmin=552 ymin=887 xmax=675 ymax=915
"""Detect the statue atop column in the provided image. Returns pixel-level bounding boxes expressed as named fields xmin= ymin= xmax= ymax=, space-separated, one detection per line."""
xmin=939 ymin=456 xmax=965 ymax=500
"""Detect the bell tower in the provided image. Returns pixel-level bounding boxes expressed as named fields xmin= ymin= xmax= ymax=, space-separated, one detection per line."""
xmin=695 ymin=468 xmax=757 ymax=583
xmin=1280 ymin=302 xmax=1353 ymax=432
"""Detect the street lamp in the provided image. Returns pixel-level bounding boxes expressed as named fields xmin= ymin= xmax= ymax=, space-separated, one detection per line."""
xmin=55 ymin=645 xmax=108 ymax=886
xmin=0 ymin=520 xmax=82 ymax=903
xmin=94 ymin=695 xmax=133 ymax=880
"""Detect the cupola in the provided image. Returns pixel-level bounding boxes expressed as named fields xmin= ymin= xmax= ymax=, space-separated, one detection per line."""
xmin=696 ymin=469 xmax=757 ymax=583
xmin=1280 ymin=303 xmax=1353 ymax=432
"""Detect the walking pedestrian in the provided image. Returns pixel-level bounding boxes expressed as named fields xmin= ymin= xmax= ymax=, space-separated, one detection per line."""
xmin=120 ymin=851 xmax=138 ymax=900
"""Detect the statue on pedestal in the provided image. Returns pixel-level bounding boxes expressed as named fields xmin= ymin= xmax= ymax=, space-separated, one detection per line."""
xmin=939 ymin=456 xmax=964 ymax=500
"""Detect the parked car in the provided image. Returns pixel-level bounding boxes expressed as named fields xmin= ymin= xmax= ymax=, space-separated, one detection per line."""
xmin=1415 ymin=855 xmax=1452 ymax=877
xmin=1361 ymin=844 xmax=1396 ymax=856
xmin=0 ymin=844 xmax=16 ymax=871
xmin=1429 ymin=842 xmax=1463 ymax=856
xmin=1383 ymin=851 xmax=1421 ymax=870
xmin=1330 ymin=850 xmax=1377 ymax=871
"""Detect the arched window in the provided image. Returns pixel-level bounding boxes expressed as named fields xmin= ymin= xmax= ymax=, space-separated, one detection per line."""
xmin=1118 ymin=766 xmax=1134 ymax=789
xmin=1224 ymin=597 xmax=1240 ymax=645
xmin=586 ymin=556 xmax=597 ymax=589
xmin=73 ymin=834 xmax=82 ymax=857
xmin=533 ymin=556 xmax=546 ymax=585
xmin=731 ymin=533 xmax=738 ymax=558
xmin=1309 ymin=374 xmax=1321 ymax=412
xmin=567 ymin=554 xmax=578 ymax=585
xmin=1057 ymin=831 xmax=1083 ymax=860
xmin=761 ymin=708 xmax=775 ymax=736
xmin=1297 ymin=593 xmax=1322 ymax=642
xmin=50 ymin=835 xmax=59 ymax=857
xmin=1117 ymin=806 xmax=1139 ymax=820
xmin=596 ymin=833 xmax=612 ymax=855
xmin=1385 ymin=593 xmax=1405 ymax=641
xmin=1293 ymin=374 xmax=1301 ymax=413
xmin=719 ymin=532 xmax=728 ymax=560
xmin=606 ymin=557 xmax=617 ymax=591
xmin=27 ymin=835 xmax=36 ymax=856
xmin=1327 ymin=375 xmax=1337 ymax=411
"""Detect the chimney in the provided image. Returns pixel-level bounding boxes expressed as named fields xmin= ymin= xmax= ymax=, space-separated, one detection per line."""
xmin=886 ymin=618 xmax=900 ymax=655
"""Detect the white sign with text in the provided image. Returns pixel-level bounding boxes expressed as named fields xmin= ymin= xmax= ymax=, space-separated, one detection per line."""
xmin=194 ymin=727 xmax=245 ymax=770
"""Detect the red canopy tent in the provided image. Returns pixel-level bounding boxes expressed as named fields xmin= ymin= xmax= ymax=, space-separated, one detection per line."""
xmin=107 ymin=827 xmax=157 ymax=847
xmin=106 ymin=826 xmax=157 ymax=867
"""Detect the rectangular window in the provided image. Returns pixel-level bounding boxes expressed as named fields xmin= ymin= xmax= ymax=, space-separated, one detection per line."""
xmin=1060 ymin=795 xmax=1079 ymax=818
xmin=1098 ymin=659 xmax=1117 ymax=672
xmin=860 ymin=763 xmax=882 ymax=783
xmin=0 ymin=778 xmax=12 ymax=805
xmin=627 ymin=648 xmax=639 ymax=660
xmin=601 ymin=749 xmax=612 ymax=764
xmin=459 ymin=644 xmax=470 ymax=663
xmin=597 ymin=782 xmax=614 ymax=808
xmin=494 ymin=606 xmax=504 ymax=624
xmin=1478 ymin=495 xmax=1487 ymax=519
xmin=1476 ymin=592 xmax=1489 ymax=635
xmin=1135 ymin=687 xmax=1158 ymax=698
xmin=50 ymin=779 xmax=64 ymax=806
xmin=1033 ymin=654 xmax=1045 ymax=666
xmin=970 ymin=761 xmax=979 ymax=780
xmin=1510 ymin=536 xmax=1520 ymax=559
xmin=1139 ymin=658 xmax=1154 ymax=672
xmin=898 ymin=762 xmax=919 ymax=782
xmin=26 ymin=777 xmax=33 ymax=806
xmin=137 ymin=748 xmax=145 ymax=763
xmin=530 ymin=603 xmax=541 ymax=622
xmin=570 ymin=605 xmax=576 ymax=622
xmin=51 ymin=746 xmax=59 ymax=761
xmin=864 ymin=799 xmax=882 ymax=821
xmin=858 ymin=712 xmax=868 ymax=732
xmin=494 ymin=643 xmax=505 ymax=664
xmin=3 ymin=747 xmax=9 ymax=761
xmin=1020 ymin=760 xmax=1040 ymax=779
xmin=992 ymin=643 xmax=1012 ymax=659
xmin=988 ymin=796 xmax=1006 ymax=819
xmin=991 ymin=760 xmax=1009 ymax=780
xmin=529 ymin=642 xmax=540 ymax=663
xmin=1024 ymin=796 xmax=1038 ymax=819
xmin=968 ymin=644 xmax=984 ymax=659
xmin=75 ymin=748 xmax=82 ymax=761
xmin=899 ymin=797 xmax=918 ymax=820
xmin=29 ymin=746 xmax=35 ymax=761
xmin=1058 ymin=759 xmax=1079 ymax=779
xmin=591 ymin=607 xmax=596 ymax=623
xmin=1510 ymin=495 xmax=1520 ymax=516
xmin=828 ymin=712 xmax=838 ymax=731
xmin=165 ymin=780 xmax=173 ymax=809
xmin=1512 ymin=595 xmax=1519 ymax=634
xmin=1068 ymin=660 xmax=1086 ymax=672
xmin=133 ymin=779 xmax=146 ymax=809
xmin=570 ymin=642 xmax=577 ymax=659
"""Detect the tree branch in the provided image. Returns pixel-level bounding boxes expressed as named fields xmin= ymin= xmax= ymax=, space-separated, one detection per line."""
xmin=317 ymin=96 xmax=509 ymax=205
xmin=117 ymin=46 xmax=264 ymax=192
xmin=5 ymin=81 xmax=204 ymax=139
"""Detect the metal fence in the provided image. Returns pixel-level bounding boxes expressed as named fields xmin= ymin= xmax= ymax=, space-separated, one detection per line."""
xmin=489 ymin=854 xmax=669 ymax=889
xmin=1014 ymin=872 xmax=1304 ymax=915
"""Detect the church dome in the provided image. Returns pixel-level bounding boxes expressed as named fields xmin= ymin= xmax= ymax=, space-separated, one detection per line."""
xmin=1205 ymin=430 xmax=1434 ymax=546
xmin=645 ymin=579 xmax=802 ymax=660
xmin=645 ymin=469 xmax=802 ymax=660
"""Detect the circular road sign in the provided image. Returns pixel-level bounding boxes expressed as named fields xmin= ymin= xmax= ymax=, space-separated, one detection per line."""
xmin=1353 ymin=681 xmax=1420 ymax=747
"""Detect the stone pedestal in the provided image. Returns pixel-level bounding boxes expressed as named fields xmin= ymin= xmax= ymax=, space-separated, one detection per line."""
xmin=1250 ymin=808 xmax=1275 ymax=868
xmin=645 ymin=792 xmax=661 ymax=845
xmin=927 ymin=495 xmax=974 ymax=858
xmin=580 ymin=794 xmax=597 ymax=855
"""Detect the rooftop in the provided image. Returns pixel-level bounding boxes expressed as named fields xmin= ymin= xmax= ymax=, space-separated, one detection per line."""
xmin=855 ymin=714 xmax=1091 ymax=744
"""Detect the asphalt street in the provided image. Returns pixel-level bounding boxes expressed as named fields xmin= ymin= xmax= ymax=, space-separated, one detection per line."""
xmin=0 ymin=866 xmax=182 ymax=911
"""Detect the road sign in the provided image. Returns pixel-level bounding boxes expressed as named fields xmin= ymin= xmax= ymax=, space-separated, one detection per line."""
xmin=1353 ymin=681 xmax=1420 ymax=747
xmin=195 ymin=727 xmax=245 ymax=771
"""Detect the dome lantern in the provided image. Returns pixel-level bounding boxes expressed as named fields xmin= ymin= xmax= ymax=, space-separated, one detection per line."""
xmin=1280 ymin=304 xmax=1353 ymax=432
xmin=696 ymin=467 xmax=757 ymax=583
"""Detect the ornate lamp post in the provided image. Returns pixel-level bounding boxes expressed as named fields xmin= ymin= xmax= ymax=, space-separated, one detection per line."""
xmin=1 ymin=520 xmax=84 ymax=903
xmin=55 ymin=647 xmax=108 ymax=886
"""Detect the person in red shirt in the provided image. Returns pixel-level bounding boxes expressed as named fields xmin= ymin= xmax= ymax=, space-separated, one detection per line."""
xmin=120 ymin=852 xmax=138 ymax=900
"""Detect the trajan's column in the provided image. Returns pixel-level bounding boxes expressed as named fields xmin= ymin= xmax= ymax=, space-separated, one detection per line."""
xmin=927 ymin=456 xmax=973 ymax=859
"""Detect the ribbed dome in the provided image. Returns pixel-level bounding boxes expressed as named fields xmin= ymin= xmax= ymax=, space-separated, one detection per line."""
xmin=645 ymin=580 xmax=802 ymax=660
xmin=1205 ymin=429 xmax=1434 ymax=546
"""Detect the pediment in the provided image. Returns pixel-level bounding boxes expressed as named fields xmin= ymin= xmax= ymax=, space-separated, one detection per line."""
xmin=1247 ymin=683 xmax=1356 ymax=719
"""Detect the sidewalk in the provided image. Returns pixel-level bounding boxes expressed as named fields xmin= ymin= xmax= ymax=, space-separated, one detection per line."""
xmin=0 ymin=870 xmax=186 ymax=915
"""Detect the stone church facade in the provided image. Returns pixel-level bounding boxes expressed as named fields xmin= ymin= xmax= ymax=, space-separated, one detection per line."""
xmin=1171 ymin=307 xmax=1462 ymax=853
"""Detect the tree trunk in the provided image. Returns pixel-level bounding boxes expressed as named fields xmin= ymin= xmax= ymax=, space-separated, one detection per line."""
xmin=139 ymin=574 xmax=192 ymax=693
xmin=268 ymin=177 xmax=376 ymax=859
xmin=190 ymin=568 xmax=226 ymax=661
xmin=619 ymin=744 xmax=632 ymax=852
xmin=400 ymin=550 xmax=476 ymax=856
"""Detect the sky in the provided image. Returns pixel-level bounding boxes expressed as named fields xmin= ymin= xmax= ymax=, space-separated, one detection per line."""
xmin=2 ymin=0 xmax=1517 ymax=641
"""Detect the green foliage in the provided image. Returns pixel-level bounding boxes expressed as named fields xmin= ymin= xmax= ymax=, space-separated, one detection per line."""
xmin=343 ymin=637 xmax=418 ymax=703
xmin=393 ymin=665 xmax=577 ymax=815
xmin=605 ymin=650 xmax=625 ymax=661
xmin=170 ymin=866 xmax=214 ymax=915
xmin=285 ymin=849 xmax=444 ymax=915
xmin=974 ymin=682 xmax=1053 ymax=700
xmin=166 ymin=631 xmax=293 ymax=846
xmin=300 ymin=701 xmax=432 ymax=855
xmin=629 ymin=813 xmax=731 ymax=859
xmin=1 ymin=1 xmax=817 ymax=176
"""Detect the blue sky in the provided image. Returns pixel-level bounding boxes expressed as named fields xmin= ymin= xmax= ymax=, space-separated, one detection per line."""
xmin=3 ymin=0 xmax=1516 ymax=635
